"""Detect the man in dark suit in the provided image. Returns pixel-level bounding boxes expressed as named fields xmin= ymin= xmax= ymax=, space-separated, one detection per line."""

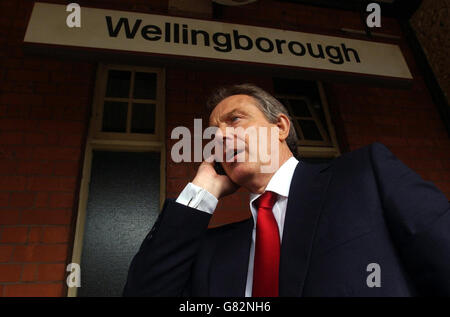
xmin=123 ymin=84 xmax=450 ymax=297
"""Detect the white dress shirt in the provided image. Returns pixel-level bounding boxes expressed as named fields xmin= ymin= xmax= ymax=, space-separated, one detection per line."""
xmin=176 ymin=156 xmax=299 ymax=297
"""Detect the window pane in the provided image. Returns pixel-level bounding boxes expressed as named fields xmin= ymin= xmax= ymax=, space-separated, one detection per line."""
xmin=299 ymin=119 xmax=323 ymax=141
xmin=313 ymin=102 xmax=331 ymax=140
xmin=289 ymin=99 xmax=311 ymax=117
xmin=102 ymin=101 xmax=128 ymax=132
xmin=105 ymin=70 xmax=131 ymax=98
xmin=78 ymin=151 xmax=160 ymax=297
xmin=133 ymin=72 xmax=157 ymax=100
xmin=131 ymin=103 xmax=155 ymax=134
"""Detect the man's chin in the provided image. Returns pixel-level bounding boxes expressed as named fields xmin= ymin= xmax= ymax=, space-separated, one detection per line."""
xmin=225 ymin=162 xmax=257 ymax=186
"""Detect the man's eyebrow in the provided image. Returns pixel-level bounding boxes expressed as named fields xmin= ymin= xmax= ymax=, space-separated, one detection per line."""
xmin=222 ymin=109 xmax=245 ymax=121
xmin=210 ymin=109 xmax=246 ymax=126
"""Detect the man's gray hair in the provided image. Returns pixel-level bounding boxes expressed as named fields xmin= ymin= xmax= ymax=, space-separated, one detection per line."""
xmin=206 ymin=83 xmax=299 ymax=157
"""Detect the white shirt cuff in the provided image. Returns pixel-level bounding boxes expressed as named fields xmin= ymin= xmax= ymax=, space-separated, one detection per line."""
xmin=175 ymin=183 xmax=218 ymax=214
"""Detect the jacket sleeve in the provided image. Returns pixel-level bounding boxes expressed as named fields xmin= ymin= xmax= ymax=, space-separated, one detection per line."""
xmin=123 ymin=199 xmax=212 ymax=296
xmin=370 ymin=142 xmax=450 ymax=295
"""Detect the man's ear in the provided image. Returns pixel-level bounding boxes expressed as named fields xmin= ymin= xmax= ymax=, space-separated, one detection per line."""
xmin=276 ymin=113 xmax=290 ymax=141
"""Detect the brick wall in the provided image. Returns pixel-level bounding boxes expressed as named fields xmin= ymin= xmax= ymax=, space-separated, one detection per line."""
xmin=0 ymin=0 xmax=449 ymax=297
xmin=0 ymin=0 xmax=96 ymax=297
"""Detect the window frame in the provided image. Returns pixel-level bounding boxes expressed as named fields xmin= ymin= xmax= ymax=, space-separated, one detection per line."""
xmin=92 ymin=64 xmax=164 ymax=142
xmin=275 ymin=81 xmax=341 ymax=159
xmin=68 ymin=64 xmax=166 ymax=297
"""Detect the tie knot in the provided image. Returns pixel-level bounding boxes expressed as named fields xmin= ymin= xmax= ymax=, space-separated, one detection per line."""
xmin=257 ymin=191 xmax=277 ymax=209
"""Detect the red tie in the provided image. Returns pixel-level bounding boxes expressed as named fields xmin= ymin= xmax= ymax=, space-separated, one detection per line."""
xmin=252 ymin=191 xmax=280 ymax=297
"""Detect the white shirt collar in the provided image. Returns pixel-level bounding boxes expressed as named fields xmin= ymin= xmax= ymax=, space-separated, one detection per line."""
xmin=249 ymin=156 xmax=299 ymax=207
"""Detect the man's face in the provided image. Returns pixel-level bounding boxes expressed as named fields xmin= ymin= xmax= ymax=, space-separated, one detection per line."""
xmin=209 ymin=94 xmax=279 ymax=185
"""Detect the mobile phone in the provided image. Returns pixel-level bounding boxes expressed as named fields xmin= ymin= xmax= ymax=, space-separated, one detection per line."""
xmin=214 ymin=161 xmax=226 ymax=175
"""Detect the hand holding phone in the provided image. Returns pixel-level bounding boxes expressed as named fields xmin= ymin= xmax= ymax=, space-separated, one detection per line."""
xmin=192 ymin=159 xmax=239 ymax=199
xmin=214 ymin=161 xmax=226 ymax=176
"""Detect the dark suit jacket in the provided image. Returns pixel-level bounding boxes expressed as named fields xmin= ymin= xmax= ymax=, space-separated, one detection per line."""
xmin=123 ymin=142 xmax=450 ymax=296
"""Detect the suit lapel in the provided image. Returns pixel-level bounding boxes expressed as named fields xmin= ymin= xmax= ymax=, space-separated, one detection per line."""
xmin=209 ymin=218 xmax=253 ymax=296
xmin=279 ymin=161 xmax=332 ymax=296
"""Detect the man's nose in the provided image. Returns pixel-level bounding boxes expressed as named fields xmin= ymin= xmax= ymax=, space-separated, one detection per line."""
xmin=215 ymin=123 xmax=233 ymax=141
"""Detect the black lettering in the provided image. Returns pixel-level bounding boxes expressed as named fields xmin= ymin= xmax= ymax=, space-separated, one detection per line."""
xmin=307 ymin=43 xmax=325 ymax=59
xmin=174 ymin=23 xmax=180 ymax=43
xmin=325 ymin=45 xmax=344 ymax=64
xmin=141 ymin=25 xmax=161 ymax=41
xmin=341 ymin=43 xmax=361 ymax=63
xmin=182 ymin=24 xmax=188 ymax=44
xmin=255 ymin=37 xmax=274 ymax=53
xmin=213 ymin=32 xmax=232 ymax=52
xmin=105 ymin=16 xmax=142 ymax=39
xmin=165 ymin=22 xmax=171 ymax=42
xmin=288 ymin=41 xmax=306 ymax=56
xmin=275 ymin=39 xmax=286 ymax=54
xmin=191 ymin=29 xmax=210 ymax=46
xmin=233 ymin=30 xmax=253 ymax=50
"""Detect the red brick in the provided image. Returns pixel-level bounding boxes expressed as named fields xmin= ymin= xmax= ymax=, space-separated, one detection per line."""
xmin=35 ymin=192 xmax=49 ymax=208
xmin=9 ymin=192 xmax=35 ymax=208
xmin=167 ymin=162 xmax=189 ymax=178
xmin=4 ymin=146 xmax=34 ymax=160
xmin=21 ymin=209 xmax=72 ymax=225
xmin=37 ymin=263 xmax=66 ymax=281
xmin=32 ymin=147 xmax=80 ymax=161
xmin=4 ymin=282 xmax=64 ymax=297
xmin=28 ymin=227 xmax=42 ymax=243
xmin=0 ymin=209 xmax=21 ymax=225
xmin=0 ymin=245 xmax=14 ymax=262
xmin=37 ymin=120 xmax=84 ymax=134
xmin=0 ymin=132 xmax=24 ymax=145
xmin=34 ymin=82 xmax=58 ymax=94
xmin=50 ymin=71 xmax=69 ymax=83
xmin=0 ymin=93 xmax=43 ymax=107
xmin=167 ymin=178 xmax=188 ymax=193
xmin=42 ymin=226 xmax=70 ymax=243
xmin=49 ymin=193 xmax=74 ymax=208
xmin=30 ymin=105 xmax=54 ymax=120
xmin=0 ymin=192 xmax=9 ymax=207
xmin=7 ymin=69 xmax=49 ymax=83
xmin=16 ymin=161 xmax=53 ymax=176
xmin=0 ymin=160 xmax=17 ymax=174
xmin=59 ymin=134 xmax=84 ymax=147
xmin=0 ymin=226 xmax=28 ymax=243
xmin=53 ymin=161 xmax=79 ymax=177
xmin=13 ymin=244 xmax=68 ymax=262
xmin=0 ymin=264 xmax=22 ymax=282
xmin=23 ymin=58 xmax=70 ymax=72
xmin=23 ymin=133 xmax=48 ymax=145
xmin=4 ymin=104 xmax=31 ymax=118
xmin=26 ymin=176 xmax=77 ymax=192
xmin=0 ymin=119 xmax=39 ymax=131
xmin=22 ymin=263 xmax=37 ymax=282
xmin=0 ymin=175 xmax=26 ymax=190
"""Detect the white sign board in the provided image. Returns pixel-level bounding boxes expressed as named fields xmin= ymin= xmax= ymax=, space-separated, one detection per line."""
xmin=24 ymin=2 xmax=413 ymax=80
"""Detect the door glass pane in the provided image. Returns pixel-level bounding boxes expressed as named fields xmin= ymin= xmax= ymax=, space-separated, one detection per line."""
xmin=102 ymin=101 xmax=128 ymax=132
xmin=105 ymin=70 xmax=131 ymax=98
xmin=78 ymin=151 xmax=160 ymax=297
xmin=131 ymin=103 xmax=156 ymax=134
xmin=299 ymin=119 xmax=323 ymax=141
xmin=133 ymin=72 xmax=157 ymax=100
xmin=290 ymin=99 xmax=311 ymax=117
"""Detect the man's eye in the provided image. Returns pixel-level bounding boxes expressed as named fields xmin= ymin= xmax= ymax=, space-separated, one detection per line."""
xmin=231 ymin=116 xmax=240 ymax=122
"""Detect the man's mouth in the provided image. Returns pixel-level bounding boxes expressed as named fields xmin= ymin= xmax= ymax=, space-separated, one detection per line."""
xmin=224 ymin=148 xmax=244 ymax=162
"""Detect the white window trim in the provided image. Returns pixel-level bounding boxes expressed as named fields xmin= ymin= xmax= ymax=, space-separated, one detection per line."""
xmin=67 ymin=64 xmax=166 ymax=297
xmin=276 ymin=81 xmax=341 ymax=159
